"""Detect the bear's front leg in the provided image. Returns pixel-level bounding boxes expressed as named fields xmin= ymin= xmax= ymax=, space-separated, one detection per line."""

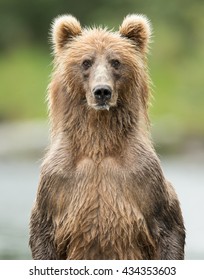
xmin=158 ymin=227 xmax=185 ymax=260
xmin=157 ymin=202 xmax=185 ymax=260
xmin=29 ymin=206 xmax=57 ymax=260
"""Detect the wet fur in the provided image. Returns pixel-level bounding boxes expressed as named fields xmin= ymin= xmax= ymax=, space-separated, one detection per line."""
xmin=29 ymin=14 xmax=185 ymax=259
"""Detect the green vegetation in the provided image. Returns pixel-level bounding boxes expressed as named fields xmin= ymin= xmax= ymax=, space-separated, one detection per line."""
xmin=0 ymin=0 xmax=204 ymax=138
xmin=149 ymin=23 xmax=204 ymax=136
xmin=0 ymin=47 xmax=51 ymax=120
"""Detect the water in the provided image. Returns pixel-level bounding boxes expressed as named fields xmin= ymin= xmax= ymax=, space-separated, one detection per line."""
xmin=0 ymin=158 xmax=39 ymax=259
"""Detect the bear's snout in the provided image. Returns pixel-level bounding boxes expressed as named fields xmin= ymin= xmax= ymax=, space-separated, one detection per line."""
xmin=93 ymin=85 xmax=112 ymax=104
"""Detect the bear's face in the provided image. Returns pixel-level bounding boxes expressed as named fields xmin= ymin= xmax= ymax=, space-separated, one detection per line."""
xmin=64 ymin=31 xmax=141 ymax=111
xmin=76 ymin=40 xmax=124 ymax=111
xmin=51 ymin=15 xmax=151 ymax=111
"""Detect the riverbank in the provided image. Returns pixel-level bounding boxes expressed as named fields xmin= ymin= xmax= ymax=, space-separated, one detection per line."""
xmin=1 ymin=120 xmax=204 ymax=157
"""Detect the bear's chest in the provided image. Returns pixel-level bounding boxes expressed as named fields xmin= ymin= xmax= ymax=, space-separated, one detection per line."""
xmin=70 ymin=157 xmax=142 ymax=220
xmin=53 ymin=157 xmax=156 ymax=259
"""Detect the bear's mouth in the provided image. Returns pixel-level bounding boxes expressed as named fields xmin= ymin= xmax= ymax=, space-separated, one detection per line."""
xmin=95 ymin=103 xmax=110 ymax=111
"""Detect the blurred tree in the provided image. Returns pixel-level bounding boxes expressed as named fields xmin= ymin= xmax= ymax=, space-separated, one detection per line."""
xmin=0 ymin=0 xmax=203 ymax=52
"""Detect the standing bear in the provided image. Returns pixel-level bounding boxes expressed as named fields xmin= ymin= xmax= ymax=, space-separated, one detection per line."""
xmin=29 ymin=14 xmax=185 ymax=259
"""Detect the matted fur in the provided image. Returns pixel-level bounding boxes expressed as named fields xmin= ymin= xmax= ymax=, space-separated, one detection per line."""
xmin=29 ymin=14 xmax=185 ymax=260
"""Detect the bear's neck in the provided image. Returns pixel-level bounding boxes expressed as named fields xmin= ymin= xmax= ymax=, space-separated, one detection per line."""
xmin=60 ymin=103 xmax=141 ymax=162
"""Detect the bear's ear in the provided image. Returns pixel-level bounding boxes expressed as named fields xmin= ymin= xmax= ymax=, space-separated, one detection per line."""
xmin=51 ymin=15 xmax=82 ymax=53
xmin=119 ymin=14 xmax=151 ymax=54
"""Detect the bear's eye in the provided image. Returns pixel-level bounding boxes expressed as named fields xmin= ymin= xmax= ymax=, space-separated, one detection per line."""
xmin=82 ymin=59 xmax=92 ymax=70
xmin=110 ymin=59 xmax=121 ymax=69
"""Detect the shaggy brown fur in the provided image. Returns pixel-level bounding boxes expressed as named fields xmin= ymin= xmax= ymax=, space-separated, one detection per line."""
xmin=29 ymin=14 xmax=185 ymax=260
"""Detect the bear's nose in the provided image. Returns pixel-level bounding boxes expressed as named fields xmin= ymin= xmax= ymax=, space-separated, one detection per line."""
xmin=93 ymin=85 xmax=112 ymax=102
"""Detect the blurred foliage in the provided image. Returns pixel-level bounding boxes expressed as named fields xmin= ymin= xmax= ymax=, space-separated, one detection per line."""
xmin=0 ymin=0 xmax=204 ymax=137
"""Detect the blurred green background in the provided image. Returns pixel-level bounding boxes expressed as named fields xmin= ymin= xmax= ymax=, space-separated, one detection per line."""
xmin=1 ymin=0 xmax=204 ymax=147
xmin=0 ymin=0 xmax=204 ymax=260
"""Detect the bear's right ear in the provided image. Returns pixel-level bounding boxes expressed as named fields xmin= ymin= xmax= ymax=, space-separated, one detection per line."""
xmin=51 ymin=15 xmax=82 ymax=53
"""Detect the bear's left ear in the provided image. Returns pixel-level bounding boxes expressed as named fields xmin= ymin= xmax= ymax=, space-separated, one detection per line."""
xmin=119 ymin=14 xmax=151 ymax=54
xmin=51 ymin=15 xmax=82 ymax=54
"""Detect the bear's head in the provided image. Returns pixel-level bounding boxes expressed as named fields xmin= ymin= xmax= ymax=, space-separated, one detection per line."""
xmin=51 ymin=14 xmax=151 ymax=112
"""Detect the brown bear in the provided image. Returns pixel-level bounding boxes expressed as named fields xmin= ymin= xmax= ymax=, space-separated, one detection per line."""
xmin=29 ymin=14 xmax=185 ymax=260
